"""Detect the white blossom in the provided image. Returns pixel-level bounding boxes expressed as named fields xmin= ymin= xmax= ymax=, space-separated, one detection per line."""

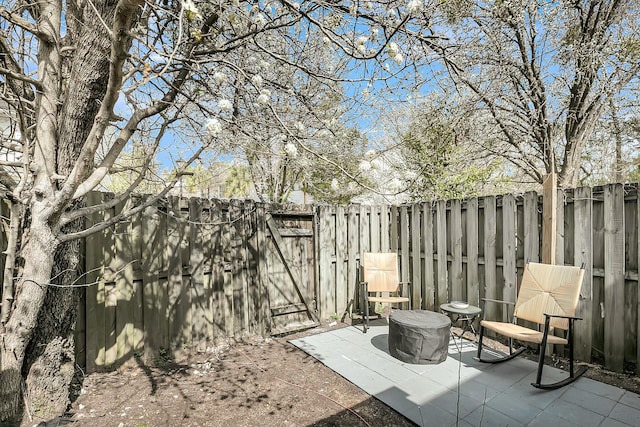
xmin=257 ymin=89 xmax=271 ymax=105
xmin=317 ymin=129 xmax=332 ymax=139
xmin=393 ymin=53 xmax=404 ymax=65
xmin=371 ymin=158 xmax=384 ymax=169
xmin=284 ymin=142 xmax=298 ymax=157
xmin=218 ymin=99 xmax=233 ymax=111
xmin=359 ymin=160 xmax=372 ymax=172
xmin=252 ymin=74 xmax=263 ymax=87
xmin=387 ymin=42 xmax=399 ymax=57
xmin=214 ymin=72 xmax=226 ymax=83
xmin=407 ymin=0 xmax=422 ymax=14
xmin=331 ymin=178 xmax=339 ymax=191
xmin=294 ymin=121 xmax=305 ymax=132
xmin=404 ymin=170 xmax=418 ymax=180
xmin=356 ymin=36 xmax=368 ymax=54
xmin=254 ymin=13 xmax=266 ymax=26
xmin=182 ymin=0 xmax=201 ymax=20
xmin=291 ymin=2 xmax=300 ymax=10
xmin=205 ymin=118 xmax=222 ymax=136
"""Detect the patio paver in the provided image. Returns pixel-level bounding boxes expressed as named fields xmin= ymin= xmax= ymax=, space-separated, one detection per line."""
xmin=290 ymin=318 xmax=640 ymax=427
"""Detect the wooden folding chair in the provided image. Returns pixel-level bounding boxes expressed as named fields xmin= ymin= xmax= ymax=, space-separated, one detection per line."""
xmin=359 ymin=252 xmax=410 ymax=333
xmin=476 ymin=262 xmax=587 ymax=389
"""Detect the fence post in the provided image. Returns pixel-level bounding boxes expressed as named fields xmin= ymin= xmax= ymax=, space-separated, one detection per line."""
xmin=542 ymin=173 xmax=558 ymax=265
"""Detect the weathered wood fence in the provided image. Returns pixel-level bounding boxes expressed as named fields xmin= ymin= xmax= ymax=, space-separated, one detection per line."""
xmin=75 ymin=194 xmax=316 ymax=372
xmin=316 ymin=183 xmax=640 ymax=374
xmin=1 ymin=183 xmax=639 ymax=374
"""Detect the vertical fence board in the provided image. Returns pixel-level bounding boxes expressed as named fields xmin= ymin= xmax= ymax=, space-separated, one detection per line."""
xmin=230 ymin=200 xmax=247 ymax=336
xmin=318 ymin=206 xmax=334 ymax=319
xmin=335 ymin=206 xmax=346 ymax=317
xmin=542 ymin=174 xmax=558 ymax=264
xmin=142 ymin=200 xmax=163 ymax=360
xmin=502 ymin=194 xmax=517 ymax=322
xmin=255 ymin=204 xmax=270 ymax=335
xmin=209 ymin=199 xmax=226 ymax=340
xmin=201 ymin=200 xmax=215 ymax=341
xmin=370 ymin=206 xmax=380 ymax=252
xmin=103 ymin=196 xmax=117 ymax=368
xmin=125 ymin=203 xmax=143 ymax=362
xmin=484 ymin=196 xmax=498 ymax=322
xmin=436 ymin=200 xmax=448 ymax=307
xmin=450 ymin=200 xmax=463 ymax=302
xmin=167 ymin=196 xmax=190 ymax=358
xmin=604 ymin=184 xmax=625 ymax=372
xmin=347 ymin=206 xmax=359 ymax=317
xmin=115 ymin=200 xmax=134 ymax=365
xmin=624 ymin=194 xmax=637 ymax=368
xmin=574 ymin=187 xmax=593 ymax=362
xmin=357 ymin=205 xmax=370 ymax=314
xmin=411 ymin=204 xmax=422 ymax=309
xmin=190 ymin=198 xmax=208 ymax=349
xmin=422 ymin=203 xmax=435 ymax=310
xmin=245 ymin=201 xmax=259 ymax=334
xmin=523 ymin=191 xmax=540 ymax=263
xmin=360 ymin=205 xmax=371 ymax=255
xmin=221 ymin=203 xmax=233 ymax=336
xmin=389 ymin=206 xmax=398 ymax=253
xmin=85 ymin=192 xmax=104 ymax=373
xmin=399 ymin=206 xmax=410 ymax=308
xmin=592 ymin=189 xmax=606 ymax=362
xmin=557 ymin=189 xmax=566 ymax=266
xmin=381 ymin=206 xmax=390 ymax=251
xmin=466 ymin=198 xmax=479 ymax=308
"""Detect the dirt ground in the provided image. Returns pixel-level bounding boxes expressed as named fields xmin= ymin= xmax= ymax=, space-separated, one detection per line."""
xmin=33 ymin=320 xmax=640 ymax=427
xmin=59 ymin=322 xmax=415 ymax=427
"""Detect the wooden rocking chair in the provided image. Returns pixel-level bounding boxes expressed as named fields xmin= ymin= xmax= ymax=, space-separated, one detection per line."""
xmin=359 ymin=252 xmax=410 ymax=333
xmin=476 ymin=262 xmax=587 ymax=389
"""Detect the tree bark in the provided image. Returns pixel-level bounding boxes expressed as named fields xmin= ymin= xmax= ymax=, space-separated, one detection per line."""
xmin=22 ymin=237 xmax=81 ymax=424
xmin=0 ymin=217 xmax=57 ymax=423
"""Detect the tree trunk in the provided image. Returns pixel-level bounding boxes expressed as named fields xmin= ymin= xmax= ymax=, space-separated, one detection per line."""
xmin=13 ymin=1 xmax=117 ymax=422
xmin=0 ymin=219 xmax=57 ymax=424
xmin=22 ymin=237 xmax=81 ymax=424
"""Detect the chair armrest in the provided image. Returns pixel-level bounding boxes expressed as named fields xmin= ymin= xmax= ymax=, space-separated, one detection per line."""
xmin=543 ymin=313 xmax=583 ymax=321
xmin=481 ymin=297 xmax=515 ymax=306
xmin=480 ymin=298 xmax=515 ymax=321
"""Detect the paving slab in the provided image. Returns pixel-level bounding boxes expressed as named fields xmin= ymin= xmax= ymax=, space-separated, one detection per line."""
xmin=289 ymin=318 xmax=640 ymax=427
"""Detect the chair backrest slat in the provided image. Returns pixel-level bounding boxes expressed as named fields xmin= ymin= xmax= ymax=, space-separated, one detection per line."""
xmin=514 ymin=262 xmax=585 ymax=330
xmin=363 ymin=252 xmax=399 ymax=293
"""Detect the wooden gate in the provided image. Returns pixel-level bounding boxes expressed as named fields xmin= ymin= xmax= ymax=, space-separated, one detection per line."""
xmin=263 ymin=208 xmax=319 ymax=334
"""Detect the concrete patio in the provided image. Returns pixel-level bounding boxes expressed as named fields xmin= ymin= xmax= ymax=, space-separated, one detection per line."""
xmin=290 ymin=318 xmax=640 ymax=427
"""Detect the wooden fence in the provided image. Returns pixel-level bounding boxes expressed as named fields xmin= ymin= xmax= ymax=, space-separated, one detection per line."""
xmin=75 ymin=194 xmax=317 ymax=372
xmin=316 ymin=183 xmax=640 ymax=374
xmin=1 ymin=183 xmax=639 ymax=374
